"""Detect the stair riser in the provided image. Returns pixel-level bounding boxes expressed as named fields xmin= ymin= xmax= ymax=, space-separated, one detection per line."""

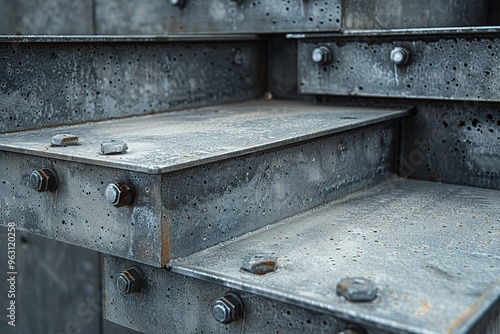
xmin=0 ymin=120 xmax=399 ymax=266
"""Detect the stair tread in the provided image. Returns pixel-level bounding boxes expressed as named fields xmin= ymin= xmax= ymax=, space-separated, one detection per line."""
xmin=171 ymin=177 xmax=500 ymax=334
xmin=0 ymin=100 xmax=410 ymax=174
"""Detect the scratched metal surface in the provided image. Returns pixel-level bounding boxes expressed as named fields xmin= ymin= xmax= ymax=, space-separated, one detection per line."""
xmin=299 ymin=36 xmax=500 ymax=102
xmin=95 ymin=0 xmax=341 ymax=35
xmin=0 ymin=100 xmax=411 ymax=174
xmin=170 ymin=177 xmax=500 ymax=334
xmin=0 ymin=40 xmax=266 ymax=133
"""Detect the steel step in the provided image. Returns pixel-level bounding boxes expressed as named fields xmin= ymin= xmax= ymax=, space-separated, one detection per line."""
xmin=0 ymin=100 xmax=410 ymax=266
xmin=168 ymin=177 xmax=500 ymax=334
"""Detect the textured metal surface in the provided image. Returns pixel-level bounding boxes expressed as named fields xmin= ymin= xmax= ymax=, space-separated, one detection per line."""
xmin=0 ymin=100 xmax=409 ymax=173
xmin=0 ymin=103 xmax=406 ymax=266
xmin=95 ymin=0 xmax=342 ymax=35
xmin=299 ymin=36 xmax=500 ymax=102
xmin=104 ymin=255 xmax=355 ymax=334
xmin=0 ymin=227 xmax=139 ymax=334
xmin=162 ymin=118 xmax=400 ymax=260
xmin=0 ymin=40 xmax=265 ymax=133
xmin=0 ymin=227 xmax=101 ymax=333
xmin=287 ymin=26 xmax=500 ymax=38
xmin=0 ymin=0 xmax=93 ymax=35
xmin=170 ymin=177 xmax=500 ymax=334
xmin=342 ymin=0 xmax=488 ymax=30
xmin=0 ymin=152 xmax=163 ymax=266
xmin=400 ymin=103 xmax=500 ymax=190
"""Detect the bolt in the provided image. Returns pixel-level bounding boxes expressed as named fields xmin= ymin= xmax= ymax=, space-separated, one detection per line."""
xmin=105 ymin=182 xmax=136 ymax=207
xmin=390 ymin=47 xmax=410 ymax=65
xmin=241 ymin=254 xmax=277 ymax=275
xmin=30 ymin=168 xmax=58 ymax=192
xmin=311 ymin=46 xmax=332 ymax=65
xmin=101 ymin=139 xmax=128 ymax=155
xmin=116 ymin=267 xmax=145 ymax=294
xmin=233 ymin=49 xmax=245 ymax=65
xmin=336 ymin=277 xmax=378 ymax=302
xmin=51 ymin=134 xmax=79 ymax=147
xmin=212 ymin=292 xmax=244 ymax=324
xmin=170 ymin=0 xmax=185 ymax=7
xmin=263 ymin=92 xmax=273 ymax=100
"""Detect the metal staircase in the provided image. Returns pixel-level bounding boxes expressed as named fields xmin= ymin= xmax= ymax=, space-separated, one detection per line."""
xmin=0 ymin=1 xmax=499 ymax=334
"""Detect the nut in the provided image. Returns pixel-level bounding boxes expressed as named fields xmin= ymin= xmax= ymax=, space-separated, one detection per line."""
xmin=116 ymin=267 xmax=145 ymax=294
xmin=390 ymin=47 xmax=410 ymax=65
xmin=241 ymin=254 xmax=277 ymax=275
xmin=105 ymin=182 xmax=136 ymax=207
xmin=51 ymin=134 xmax=79 ymax=147
xmin=29 ymin=168 xmax=58 ymax=192
xmin=101 ymin=139 xmax=128 ymax=155
xmin=336 ymin=277 xmax=377 ymax=302
xmin=212 ymin=292 xmax=244 ymax=324
xmin=311 ymin=46 xmax=332 ymax=65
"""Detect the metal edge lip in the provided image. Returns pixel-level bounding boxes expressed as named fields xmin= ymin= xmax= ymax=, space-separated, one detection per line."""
xmin=168 ymin=264 xmax=438 ymax=334
xmin=287 ymin=26 xmax=500 ymax=39
xmin=445 ymin=284 xmax=500 ymax=334
xmin=0 ymin=34 xmax=263 ymax=43
xmin=0 ymin=108 xmax=412 ymax=175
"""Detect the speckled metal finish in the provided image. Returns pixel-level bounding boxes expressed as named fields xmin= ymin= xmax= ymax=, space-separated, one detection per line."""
xmin=171 ymin=177 xmax=500 ymax=334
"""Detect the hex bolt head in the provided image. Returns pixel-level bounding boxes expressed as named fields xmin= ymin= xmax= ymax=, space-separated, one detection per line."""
xmin=105 ymin=182 xmax=136 ymax=207
xmin=101 ymin=139 xmax=128 ymax=155
xmin=336 ymin=277 xmax=378 ymax=302
xmin=116 ymin=267 xmax=145 ymax=294
xmin=312 ymin=46 xmax=332 ymax=65
xmin=241 ymin=254 xmax=277 ymax=275
xmin=390 ymin=47 xmax=410 ymax=65
xmin=212 ymin=292 xmax=244 ymax=324
xmin=29 ymin=169 xmax=58 ymax=192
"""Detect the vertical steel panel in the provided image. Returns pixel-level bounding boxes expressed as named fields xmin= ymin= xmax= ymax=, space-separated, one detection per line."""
xmin=95 ymin=0 xmax=342 ymax=34
xmin=343 ymin=0 xmax=488 ymax=29
xmin=0 ymin=0 xmax=93 ymax=35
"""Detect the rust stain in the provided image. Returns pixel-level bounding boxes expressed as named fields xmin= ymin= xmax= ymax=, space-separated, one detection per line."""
xmin=160 ymin=176 xmax=173 ymax=267
xmin=446 ymin=285 xmax=496 ymax=333
xmin=417 ymin=301 xmax=431 ymax=317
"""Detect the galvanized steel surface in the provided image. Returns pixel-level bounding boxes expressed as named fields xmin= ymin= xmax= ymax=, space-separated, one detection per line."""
xmin=103 ymin=255 xmax=353 ymax=334
xmin=400 ymin=104 xmax=500 ymax=190
xmin=95 ymin=0 xmax=342 ymax=35
xmin=163 ymin=119 xmax=400 ymax=259
xmin=170 ymin=177 xmax=500 ymax=334
xmin=0 ymin=100 xmax=410 ymax=173
xmin=342 ymin=0 xmax=488 ymax=30
xmin=0 ymin=103 xmax=405 ymax=265
xmin=0 ymin=152 xmax=164 ymax=266
xmin=299 ymin=37 xmax=500 ymax=102
xmin=0 ymin=227 xmax=139 ymax=334
xmin=0 ymin=0 xmax=93 ymax=35
xmin=0 ymin=40 xmax=265 ymax=133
